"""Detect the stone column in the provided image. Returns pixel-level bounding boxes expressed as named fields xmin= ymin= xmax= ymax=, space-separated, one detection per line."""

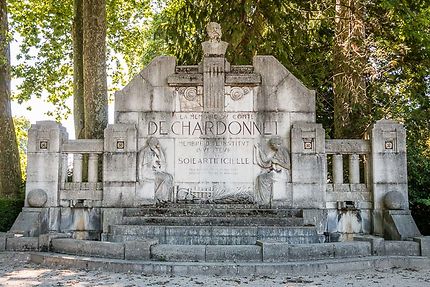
xmin=332 ymin=154 xmax=343 ymax=184
xmin=348 ymin=154 xmax=360 ymax=184
xmin=72 ymin=154 xmax=83 ymax=183
xmin=88 ymin=153 xmax=99 ymax=183
xmin=25 ymin=121 xmax=68 ymax=208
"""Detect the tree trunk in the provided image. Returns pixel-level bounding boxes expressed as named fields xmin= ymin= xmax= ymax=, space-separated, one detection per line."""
xmin=73 ymin=0 xmax=85 ymax=139
xmin=333 ymin=0 xmax=368 ymax=138
xmin=0 ymin=0 xmax=21 ymax=197
xmin=83 ymin=0 xmax=107 ymax=139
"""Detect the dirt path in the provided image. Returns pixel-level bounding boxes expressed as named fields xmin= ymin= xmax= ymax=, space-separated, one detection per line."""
xmin=1 ymin=252 xmax=429 ymax=287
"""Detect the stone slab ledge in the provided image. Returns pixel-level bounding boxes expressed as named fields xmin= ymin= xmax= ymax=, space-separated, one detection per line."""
xmin=30 ymin=252 xmax=430 ymax=277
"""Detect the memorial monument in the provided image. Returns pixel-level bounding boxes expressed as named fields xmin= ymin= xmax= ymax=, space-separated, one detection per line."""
xmin=4 ymin=23 xmax=426 ymax=265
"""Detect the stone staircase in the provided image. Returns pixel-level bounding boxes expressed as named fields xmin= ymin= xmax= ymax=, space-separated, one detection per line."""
xmin=105 ymin=204 xmax=323 ymax=245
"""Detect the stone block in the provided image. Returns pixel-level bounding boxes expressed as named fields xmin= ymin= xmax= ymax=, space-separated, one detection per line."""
xmin=383 ymin=210 xmax=421 ymax=240
xmin=103 ymin=152 xmax=137 ymax=182
xmin=27 ymin=121 xmax=68 ymax=153
xmin=59 ymin=207 xmax=101 ymax=234
xmin=26 ymin=153 xmax=62 ymax=183
xmin=104 ymin=124 xmax=137 ymax=152
xmin=52 ymin=238 xmax=124 ymax=259
xmin=385 ymin=241 xmax=420 ymax=256
xmin=257 ymin=241 xmax=290 ymax=262
xmin=140 ymin=56 xmax=176 ymax=87
xmin=124 ymin=239 xmax=159 ymax=260
xmin=9 ymin=210 xmax=41 ymax=237
xmin=6 ymin=237 xmax=39 ymax=251
xmin=103 ymin=182 xmax=136 ymax=207
xmin=289 ymin=112 xmax=315 ymax=126
xmin=413 ymin=236 xmax=430 ymax=257
xmin=0 ymin=232 xmax=6 ymax=251
xmin=288 ymin=243 xmax=335 ymax=261
xmin=115 ymin=78 xmax=153 ymax=112
xmin=333 ymin=242 xmax=371 ymax=258
xmin=205 ymin=245 xmax=262 ymax=262
xmin=303 ymin=209 xmax=327 ymax=235
xmin=102 ymin=208 xmax=124 ymax=234
xmin=277 ymin=78 xmax=315 ymax=113
xmin=115 ymin=111 xmax=139 ymax=125
xmin=291 ymin=155 xmax=326 ymax=183
xmin=291 ymin=184 xmax=325 ymax=209
xmin=151 ymin=86 xmax=175 ymax=112
xmin=354 ymin=235 xmax=385 ymax=256
xmin=39 ymin=232 xmax=70 ymax=252
xmin=151 ymin=244 xmax=205 ymax=262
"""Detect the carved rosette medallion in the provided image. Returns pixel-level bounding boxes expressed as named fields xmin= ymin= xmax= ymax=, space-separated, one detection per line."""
xmin=177 ymin=86 xmax=202 ymax=102
xmin=229 ymin=87 xmax=251 ymax=101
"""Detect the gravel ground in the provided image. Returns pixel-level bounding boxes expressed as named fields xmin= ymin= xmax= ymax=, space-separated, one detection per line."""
xmin=1 ymin=252 xmax=430 ymax=287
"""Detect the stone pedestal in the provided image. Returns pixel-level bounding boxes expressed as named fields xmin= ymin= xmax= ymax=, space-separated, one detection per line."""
xmin=290 ymin=122 xmax=326 ymax=208
xmin=367 ymin=120 xmax=411 ymax=236
xmin=103 ymin=124 xmax=137 ymax=207
xmin=25 ymin=121 xmax=68 ymax=207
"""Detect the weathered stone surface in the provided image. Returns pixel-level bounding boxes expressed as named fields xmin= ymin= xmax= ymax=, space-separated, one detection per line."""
xmin=27 ymin=189 xmax=48 ymax=207
xmin=0 ymin=232 xmax=6 ymax=251
xmin=205 ymin=245 xmax=261 ymax=262
xmin=39 ymin=233 xmax=70 ymax=252
xmin=384 ymin=190 xmax=407 ymax=210
xmin=333 ymin=241 xmax=371 ymax=258
xmin=6 ymin=237 xmax=39 ymax=251
xmin=354 ymin=235 xmax=385 ymax=256
xmin=151 ymin=244 xmax=205 ymax=262
xmin=384 ymin=241 xmax=420 ymax=256
xmin=10 ymin=22 xmax=421 ymax=248
xmin=124 ymin=239 xmax=159 ymax=260
xmin=52 ymin=238 xmax=124 ymax=259
xmin=383 ymin=210 xmax=421 ymax=240
xmin=413 ymin=236 xmax=430 ymax=257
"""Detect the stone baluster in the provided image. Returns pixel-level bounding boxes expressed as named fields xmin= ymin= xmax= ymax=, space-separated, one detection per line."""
xmin=72 ymin=153 xmax=83 ymax=183
xmin=332 ymin=154 xmax=343 ymax=184
xmin=349 ymin=154 xmax=360 ymax=184
xmin=88 ymin=153 xmax=99 ymax=183
xmin=60 ymin=153 xmax=69 ymax=188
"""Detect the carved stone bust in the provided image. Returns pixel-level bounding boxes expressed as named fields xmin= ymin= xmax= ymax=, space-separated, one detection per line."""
xmin=202 ymin=22 xmax=228 ymax=56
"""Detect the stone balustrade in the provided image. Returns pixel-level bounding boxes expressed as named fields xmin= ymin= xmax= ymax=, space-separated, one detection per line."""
xmin=59 ymin=139 xmax=104 ymax=208
xmin=325 ymin=139 xmax=371 ymax=187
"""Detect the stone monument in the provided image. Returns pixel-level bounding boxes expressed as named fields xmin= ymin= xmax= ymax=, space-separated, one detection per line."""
xmin=6 ymin=22 xmax=421 ymax=246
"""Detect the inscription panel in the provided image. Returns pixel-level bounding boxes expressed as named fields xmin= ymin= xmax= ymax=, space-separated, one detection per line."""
xmin=137 ymin=112 xmax=289 ymax=201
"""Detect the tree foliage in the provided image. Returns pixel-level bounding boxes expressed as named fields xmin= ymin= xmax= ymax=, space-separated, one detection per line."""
xmin=149 ymin=0 xmax=430 ymax=212
xmin=9 ymin=0 xmax=152 ymax=120
xmin=151 ymin=0 xmax=336 ymax=129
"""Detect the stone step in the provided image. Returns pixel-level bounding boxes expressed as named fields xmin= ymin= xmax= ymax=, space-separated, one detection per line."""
xmin=108 ymin=225 xmax=322 ymax=245
xmin=123 ymin=207 xmax=303 ymax=218
xmin=151 ymin=241 xmax=372 ymax=262
xmin=122 ymin=216 xmax=304 ymax=226
xmin=49 ymin=238 xmax=371 ymax=263
xmin=151 ymin=244 xmax=262 ymax=262
xmin=32 ymin=252 xmax=430 ymax=276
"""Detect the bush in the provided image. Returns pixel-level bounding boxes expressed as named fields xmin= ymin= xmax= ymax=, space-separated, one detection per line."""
xmin=411 ymin=202 xmax=430 ymax=236
xmin=0 ymin=196 xmax=24 ymax=232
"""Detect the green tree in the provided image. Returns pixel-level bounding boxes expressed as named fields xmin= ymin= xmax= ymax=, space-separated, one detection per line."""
xmin=9 ymin=0 xmax=152 ymax=122
xmin=0 ymin=0 xmax=21 ymax=197
xmin=13 ymin=117 xmax=31 ymax=179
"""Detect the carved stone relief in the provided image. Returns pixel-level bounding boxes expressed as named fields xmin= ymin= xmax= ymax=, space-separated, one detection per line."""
xmin=137 ymin=137 xmax=173 ymax=203
xmin=254 ymin=137 xmax=291 ymax=206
